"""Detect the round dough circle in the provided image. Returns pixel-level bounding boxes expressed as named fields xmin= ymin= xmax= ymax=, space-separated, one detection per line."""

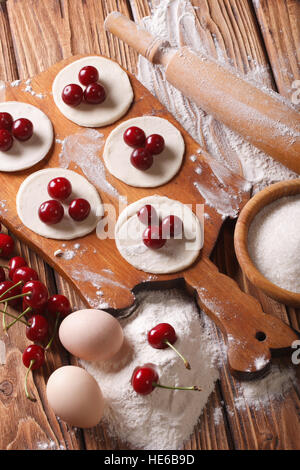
xmin=52 ymin=56 xmax=134 ymax=127
xmin=17 ymin=168 xmax=104 ymax=240
xmin=0 ymin=101 xmax=53 ymax=172
xmin=115 ymin=195 xmax=202 ymax=274
xmin=103 ymin=116 xmax=185 ymax=188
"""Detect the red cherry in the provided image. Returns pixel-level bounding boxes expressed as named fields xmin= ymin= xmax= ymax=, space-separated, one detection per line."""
xmin=26 ymin=315 xmax=49 ymax=342
xmin=0 ymin=234 xmax=14 ymax=258
xmin=78 ymin=65 xmax=99 ymax=86
xmin=48 ymin=177 xmax=72 ymax=201
xmin=131 ymin=366 xmax=158 ymax=395
xmin=84 ymin=82 xmax=106 ymax=104
xmin=142 ymin=225 xmax=166 ymax=250
xmin=0 ymin=129 xmax=13 ymax=151
xmin=161 ymin=215 xmax=183 ymax=238
xmin=13 ymin=266 xmax=38 ymax=285
xmin=0 ymin=112 xmax=13 ymax=131
xmin=22 ymin=280 xmax=48 ymax=309
xmin=46 ymin=294 xmax=71 ymax=318
xmin=12 ymin=118 xmax=33 ymax=141
xmin=38 ymin=200 xmax=64 ymax=225
xmin=123 ymin=127 xmax=146 ymax=148
xmin=0 ymin=267 xmax=5 ymax=282
xmin=148 ymin=323 xmax=190 ymax=369
xmin=22 ymin=344 xmax=45 ymax=370
xmin=137 ymin=204 xmax=159 ymax=226
xmin=62 ymin=84 xmax=83 ymax=106
xmin=145 ymin=134 xmax=165 ymax=155
xmin=130 ymin=148 xmax=153 ymax=171
xmin=68 ymin=198 xmax=90 ymax=222
xmin=8 ymin=256 xmax=27 ymax=280
xmin=0 ymin=280 xmax=21 ymax=307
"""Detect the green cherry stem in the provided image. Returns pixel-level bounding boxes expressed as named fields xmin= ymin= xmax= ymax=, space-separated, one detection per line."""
xmin=6 ymin=306 xmax=32 ymax=330
xmin=0 ymin=308 xmax=28 ymax=326
xmin=164 ymin=340 xmax=191 ymax=370
xmin=24 ymin=360 xmax=36 ymax=402
xmin=45 ymin=312 xmax=60 ymax=351
xmin=0 ymin=291 xmax=31 ymax=305
xmin=0 ymin=280 xmax=23 ymax=300
xmin=153 ymin=382 xmax=202 ymax=392
xmin=2 ymin=302 xmax=8 ymax=332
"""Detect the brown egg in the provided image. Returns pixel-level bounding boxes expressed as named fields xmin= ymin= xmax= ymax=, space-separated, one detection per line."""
xmin=46 ymin=366 xmax=104 ymax=428
xmin=59 ymin=309 xmax=124 ymax=361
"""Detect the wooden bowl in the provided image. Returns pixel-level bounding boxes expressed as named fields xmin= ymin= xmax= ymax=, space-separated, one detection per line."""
xmin=234 ymin=179 xmax=300 ymax=307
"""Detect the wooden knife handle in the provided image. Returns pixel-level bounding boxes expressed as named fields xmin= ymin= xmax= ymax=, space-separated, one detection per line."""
xmin=185 ymin=258 xmax=299 ymax=379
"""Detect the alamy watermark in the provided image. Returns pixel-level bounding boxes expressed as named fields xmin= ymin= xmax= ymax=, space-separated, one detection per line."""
xmin=291 ymin=80 xmax=300 ymax=105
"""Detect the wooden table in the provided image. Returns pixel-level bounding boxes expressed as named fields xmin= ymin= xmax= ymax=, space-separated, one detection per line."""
xmin=0 ymin=0 xmax=299 ymax=450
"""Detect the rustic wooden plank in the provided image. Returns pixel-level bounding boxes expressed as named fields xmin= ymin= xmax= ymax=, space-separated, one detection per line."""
xmin=253 ymin=0 xmax=300 ymax=103
xmin=0 ymin=0 xmax=18 ymax=81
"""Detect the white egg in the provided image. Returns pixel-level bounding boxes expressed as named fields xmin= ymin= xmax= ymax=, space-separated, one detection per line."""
xmin=46 ymin=365 xmax=104 ymax=428
xmin=59 ymin=309 xmax=124 ymax=361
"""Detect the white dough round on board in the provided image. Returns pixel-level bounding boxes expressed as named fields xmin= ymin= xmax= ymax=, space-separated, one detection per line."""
xmin=103 ymin=116 xmax=185 ymax=188
xmin=52 ymin=56 xmax=134 ymax=127
xmin=0 ymin=101 xmax=53 ymax=172
xmin=115 ymin=195 xmax=203 ymax=274
xmin=16 ymin=168 xmax=104 ymax=240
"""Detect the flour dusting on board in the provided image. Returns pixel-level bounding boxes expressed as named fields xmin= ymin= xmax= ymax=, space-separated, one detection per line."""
xmin=136 ymin=0 xmax=297 ymax=195
xmin=57 ymin=129 xmax=123 ymax=201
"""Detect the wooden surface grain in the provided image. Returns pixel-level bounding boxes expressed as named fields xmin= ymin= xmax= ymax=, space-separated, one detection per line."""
xmin=0 ymin=0 xmax=299 ymax=450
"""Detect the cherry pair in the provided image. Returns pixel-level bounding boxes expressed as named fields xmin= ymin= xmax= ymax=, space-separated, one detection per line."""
xmin=0 ymin=112 xmax=33 ymax=152
xmin=38 ymin=177 xmax=91 ymax=225
xmin=132 ymin=323 xmax=200 ymax=395
xmin=123 ymin=126 xmax=165 ymax=171
xmin=62 ymin=65 xmax=106 ymax=106
xmin=137 ymin=204 xmax=183 ymax=250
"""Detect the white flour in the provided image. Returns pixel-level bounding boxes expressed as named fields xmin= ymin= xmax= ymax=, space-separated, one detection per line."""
xmin=248 ymin=195 xmax=300 ymax=293
xmin=82 ymin=289 xmax=219 ymax=450
xmin=136 ymin=0 xmax=297 ymax=193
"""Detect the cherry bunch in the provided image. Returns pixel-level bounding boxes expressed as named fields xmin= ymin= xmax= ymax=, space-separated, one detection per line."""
xmin=38 ymin=176 xmax=91 ymax=225
xmin=62 ymin=65 xmax=106 ymax=106
xmin=0 ymin=112 xmax=33 ymax=152
xmin=132 ymin=322 xmax=201 ymax=395
xmin=137 ymin=204 xmax=183 ymax=250
xmin=123 ymin=126 xmax=165 ymax=171
xmin=0 ymin=243 xmax=71 ymax=401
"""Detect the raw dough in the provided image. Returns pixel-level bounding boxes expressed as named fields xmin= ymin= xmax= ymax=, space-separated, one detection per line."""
xmin=115 ymin=195 xmax=202 ymax=274
xmin=0 ymin=101 xmax=53 ymax=172
xmin=52 ymin=56 xmax=134 ymax=127
xmin=103 ymin=116 xmax=185 ymax=188
xmin=16 ymin=168 xmax=104 ymax=240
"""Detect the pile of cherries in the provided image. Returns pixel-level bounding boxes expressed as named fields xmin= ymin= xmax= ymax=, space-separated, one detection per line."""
xmin=123 ymin=126 xmax=165 ymax=171
xmin=0 ymin=229 xmax=71 ymax=401
xmin=38 ymin=176 xmax=91 ymax=225
xmin=62 ymin=65 xmax=106 ymax=107
xmin=0 ymin=112 xmax=33 ymax=152
xmin=131 ymin=322 xmax=201 ymax=395
xmin=137 ymin=204 xmax=183 ymax=250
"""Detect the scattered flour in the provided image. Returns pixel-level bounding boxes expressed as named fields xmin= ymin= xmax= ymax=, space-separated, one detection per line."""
xmin=248 ymin=195 xmax=300 ymax=293
xmin=136 ymin=0 xmax=297 ymax=195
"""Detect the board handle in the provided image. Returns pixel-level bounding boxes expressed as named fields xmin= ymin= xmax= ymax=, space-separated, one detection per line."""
xmin=186 ymin=258 xmax=299 ymax=379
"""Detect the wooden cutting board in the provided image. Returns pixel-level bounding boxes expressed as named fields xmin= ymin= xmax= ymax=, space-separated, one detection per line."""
xmin=0 ymin=54 xmax=298 ymax=379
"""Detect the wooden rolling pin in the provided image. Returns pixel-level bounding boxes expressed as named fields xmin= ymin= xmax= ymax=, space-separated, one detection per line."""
xmin=105 ymin=12 xmax=300 ymax=175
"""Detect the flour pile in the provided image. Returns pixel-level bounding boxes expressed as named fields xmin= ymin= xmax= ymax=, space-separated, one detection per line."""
xmin=135 ymin=0 xmax=297 ymax=191
xmin=82 ymin=289 xmax=219 ymax=450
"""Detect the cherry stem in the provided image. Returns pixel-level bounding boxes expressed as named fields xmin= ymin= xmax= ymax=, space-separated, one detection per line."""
xmin=0 ymin=291 xmax=30 ymax=305
xmin=164 ymin=340 xmax=191 ymax=370
xmin=0 ymin=308 xmax=28 ymax=326
xmin=24 ymin=360 xmax=36 ymax=402
xmin=0 ymin=265 xmax=8 ymax=270
xmin=2 ymin=302 xmax=7 ymax=332
xmin=0 ymin=280 xmax=23 ymax=300
xmin=153 ymin=382 xmax=201 ymax=392
xmin=6 ymin=307 xmax=31 ymax=330
xmin=45 ymin=312 xmax=60 ymax=351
